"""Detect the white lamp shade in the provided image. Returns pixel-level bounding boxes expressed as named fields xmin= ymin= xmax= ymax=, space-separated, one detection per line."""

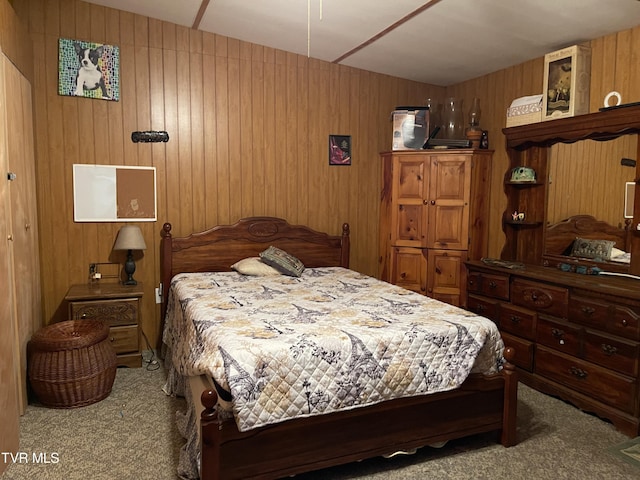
xmin=113 ymin=225 xmax=147 ymax=251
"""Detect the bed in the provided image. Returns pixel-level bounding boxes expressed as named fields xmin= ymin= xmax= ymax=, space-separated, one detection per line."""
xmin=543 ymin=214 xmax=632 ymax=274
xmin=159 ymin=216 xmax=518 ymax=480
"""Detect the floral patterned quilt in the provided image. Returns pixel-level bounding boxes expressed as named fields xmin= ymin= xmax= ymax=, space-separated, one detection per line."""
xmin=163 ymin=267 xmax=505 ymax=432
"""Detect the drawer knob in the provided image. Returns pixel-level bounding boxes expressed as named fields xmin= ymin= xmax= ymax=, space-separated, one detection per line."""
xmin=581 ymin=306 xmax=595 ymax=316
xmin=509 ymin=315 xmax=521 ymax=324
xmin=81 ymin=313 xmax=87 ymax=319
xmin=601 ymin=344 xmax=617 ymax=356
xmin=569 ymin=366 xmax=588 ymax=379
xmin=477 ymin=305 xmax=486 ymax=312
xmin=110 ymin=337 xmax=115 ymax=342
xmin=488 ymin=281 xmax=497 ymax=289
xmin=551 ymin=328 xmax=565 ymax=344
xmin=622 ymin=319 xmax=628 ymax=327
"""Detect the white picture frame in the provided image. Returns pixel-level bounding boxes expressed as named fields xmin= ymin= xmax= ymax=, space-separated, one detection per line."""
xmin=625 ymin=181 xmax=635 ymax=219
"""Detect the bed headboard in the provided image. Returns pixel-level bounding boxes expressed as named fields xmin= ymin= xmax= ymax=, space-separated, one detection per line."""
xmin=543 ymin=215 xmax=631 ymax=271
xmin=159 ymin=217 xmax=350 ymax=323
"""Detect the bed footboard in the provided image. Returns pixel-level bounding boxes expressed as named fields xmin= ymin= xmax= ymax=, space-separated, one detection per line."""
xmin=199 ymin=348 xmax=517 ymax=480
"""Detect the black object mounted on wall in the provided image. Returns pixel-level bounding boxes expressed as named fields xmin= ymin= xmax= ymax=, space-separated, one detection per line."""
xmin=131 ymin=131 xmax=169 ymax=143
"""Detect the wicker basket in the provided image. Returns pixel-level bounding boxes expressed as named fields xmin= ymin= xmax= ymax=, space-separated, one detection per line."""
xmin=28 ymin=320 xmax=117 ymax=408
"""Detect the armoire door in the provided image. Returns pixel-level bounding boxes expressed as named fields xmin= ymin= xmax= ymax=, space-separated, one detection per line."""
xmin=0 ymin=50 xmax=20 ymax=475
xmin=427 ymin=156 xmax=471 ymax=250
xmin=3 ymin=51 xmax=41 ymax=414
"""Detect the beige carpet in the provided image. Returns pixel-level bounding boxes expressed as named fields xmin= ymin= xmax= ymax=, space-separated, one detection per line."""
xmin=2 ymin=364 xmax=639 ymax=480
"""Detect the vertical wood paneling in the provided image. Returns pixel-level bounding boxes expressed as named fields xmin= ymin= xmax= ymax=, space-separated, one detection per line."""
xmin=20 ymin=0 xmax=640 ymax=348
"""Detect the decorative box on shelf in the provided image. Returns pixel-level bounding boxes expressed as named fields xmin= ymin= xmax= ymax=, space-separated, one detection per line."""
xmin=542 ymin=44 xmax=591 ymax=121
xmin=506 ymin=94 xmax=543 ymax=127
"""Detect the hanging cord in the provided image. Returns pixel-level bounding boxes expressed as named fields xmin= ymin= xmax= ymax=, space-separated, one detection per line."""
xmin=140 ymin=328 xmax=160 ymax=371
xmin=307 ymin=0 xmax=323 ymax=57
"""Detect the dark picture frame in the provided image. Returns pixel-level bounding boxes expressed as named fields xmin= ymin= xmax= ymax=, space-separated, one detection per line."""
xmin=329 ymin=135 xmax=351 ymax=165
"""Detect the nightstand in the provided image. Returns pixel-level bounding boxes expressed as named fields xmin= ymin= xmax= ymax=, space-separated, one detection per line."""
xmin=65 ymin=283 xmax=144 ymax=367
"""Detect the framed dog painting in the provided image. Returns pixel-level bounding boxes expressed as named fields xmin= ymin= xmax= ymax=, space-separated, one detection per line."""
xmin=58 ymin=38 xmax=120 ymax=101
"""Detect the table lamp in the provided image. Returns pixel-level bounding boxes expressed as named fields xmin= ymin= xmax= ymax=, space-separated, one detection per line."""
xmin=113 ymin=225 xmax=147 ymax=285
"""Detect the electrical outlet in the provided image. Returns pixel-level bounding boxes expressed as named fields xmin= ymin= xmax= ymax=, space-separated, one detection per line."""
xmin=155 ymin=287 xmax=162 ymax=304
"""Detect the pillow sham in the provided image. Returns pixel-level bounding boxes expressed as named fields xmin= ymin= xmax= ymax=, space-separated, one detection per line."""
xmin=259 ymin=246 xmax=305 ymax=277
xmin=570 ymin=237 xmax=616 ymax=261
xmin=231 ymin=257 xmax=281 ymax=276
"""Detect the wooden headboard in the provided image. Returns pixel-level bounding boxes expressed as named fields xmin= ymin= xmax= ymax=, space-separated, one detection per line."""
xmin=543 ymin=215 xmax=631 ymax=272
xmin=159 ymin=216 xmax=350 ymax=327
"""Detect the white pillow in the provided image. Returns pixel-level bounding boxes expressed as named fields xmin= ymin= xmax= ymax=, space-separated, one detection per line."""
xmin=231 ymin=257 xmax=281 ymax=276
xmin=610 ymin=247 xmax=627 ymax=258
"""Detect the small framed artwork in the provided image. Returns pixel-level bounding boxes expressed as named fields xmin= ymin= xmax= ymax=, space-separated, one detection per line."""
xmin=58 ymin=38 xmax=120 ymax=101
xmin=329 ymin=135 xmax=351 ymax=165
xmin=625 ymin=182 xmax=635 ymax=219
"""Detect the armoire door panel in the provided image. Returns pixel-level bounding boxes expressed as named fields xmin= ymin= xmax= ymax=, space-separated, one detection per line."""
xmin=429 ymin=205 xmax=469 ymax=249
xmin=391 ymin=247 xmax=427 ymax=294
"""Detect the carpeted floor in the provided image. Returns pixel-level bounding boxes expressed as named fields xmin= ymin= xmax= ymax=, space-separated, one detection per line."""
xmin=2 ymin=364 xmax=639 ymax=480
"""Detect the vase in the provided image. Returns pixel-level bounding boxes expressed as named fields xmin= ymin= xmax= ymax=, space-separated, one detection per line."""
xmin=442 ymin=97 xmax=464 ymax=139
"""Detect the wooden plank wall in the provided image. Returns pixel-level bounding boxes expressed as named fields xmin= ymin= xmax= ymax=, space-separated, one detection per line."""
xmin=14 ymin=0 xmax=640 ymax=347
xmin=19 ymin=0 xmax=445 ymax=346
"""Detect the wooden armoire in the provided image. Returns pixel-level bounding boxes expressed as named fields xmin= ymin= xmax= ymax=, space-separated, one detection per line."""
xmin=378 ymin=149 xmax=492 ymax=307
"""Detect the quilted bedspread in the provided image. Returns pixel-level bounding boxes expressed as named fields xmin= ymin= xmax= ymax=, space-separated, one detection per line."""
xmin=163 ymin=267 xmax=505 ymax=432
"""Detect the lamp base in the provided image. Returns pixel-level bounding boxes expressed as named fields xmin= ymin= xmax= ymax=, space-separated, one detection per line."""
xmin=123 ymin=250 xmax=137 ymax=286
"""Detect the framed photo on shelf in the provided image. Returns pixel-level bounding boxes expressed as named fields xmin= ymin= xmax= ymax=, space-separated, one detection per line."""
xmin=329 ymin=135 xmax=351 ymax=166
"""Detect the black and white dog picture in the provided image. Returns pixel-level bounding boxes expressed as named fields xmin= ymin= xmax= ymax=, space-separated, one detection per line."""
xmin=58 ymin=38 xmax=120 ymax=101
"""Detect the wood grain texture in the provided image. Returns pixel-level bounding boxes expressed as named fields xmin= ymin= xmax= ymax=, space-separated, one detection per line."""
xmin=13 ymin=0 xmax=640 ymax=347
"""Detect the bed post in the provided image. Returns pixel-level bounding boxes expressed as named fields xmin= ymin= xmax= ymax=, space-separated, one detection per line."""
xmin=341 ymin=223 xmax=350 ymax=268
xmin=200 ymin=389 xmax=221 ymax=480
xmin=158 ymin=223 xmax=173 ymax=353
xmin=500 ymin=346 xmax=518 ymax=447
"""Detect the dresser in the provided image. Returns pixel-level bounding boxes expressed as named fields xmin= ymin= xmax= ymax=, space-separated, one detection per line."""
xmin=65 ymin=283 xmax=143 ymax=367
xmin=378 ymin=149 xmax=492 ymax=307
xmin=466 ymin=260 xmax=640 ymax=436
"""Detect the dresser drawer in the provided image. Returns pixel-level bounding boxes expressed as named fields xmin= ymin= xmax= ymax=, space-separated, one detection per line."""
xmin=108 ymin=325 xmax=139 ymax=354
xmin=499 ymin=303 xmax=536 ymax=340
xmin=583 ymin=330 xmax=639 ymax=377
xmin=536 ymin=316 xmax=581 ymax=357
xmin=500 ymin=331 xmax=534 ymax=372
xmin=69 ymin=298 xmax=139 ymax=327
xmin=511 ymin=279 xmax=568 ymax=319
xmin=467 ymin=271 xmax=509 ymax=300
xmin=535 ymin=345 xmax=636 ymax=413
xmin=569 ymin=295 xmax=640 ymax=340
xmin=467 ymin=294 xmax=499 ymax=322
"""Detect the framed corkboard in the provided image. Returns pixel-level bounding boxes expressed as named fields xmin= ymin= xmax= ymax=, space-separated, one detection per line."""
xmin=73 ymin=164 xmax=156 ymax=222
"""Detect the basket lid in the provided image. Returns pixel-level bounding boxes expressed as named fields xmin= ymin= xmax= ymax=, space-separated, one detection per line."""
xmin=29 ymin=320 xmax=109 ymax=351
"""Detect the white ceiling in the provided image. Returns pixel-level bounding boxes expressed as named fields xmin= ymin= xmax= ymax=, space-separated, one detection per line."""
xmin=83 ymin=0 xmax=640 ymax=86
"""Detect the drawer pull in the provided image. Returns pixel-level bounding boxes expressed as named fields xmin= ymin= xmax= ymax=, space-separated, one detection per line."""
xmin=81 ymin=313 xmax=88 ymax=319
xmin=581 ymin=306 xmax=595 ymax=316
xmin=488 ymin=281 xmax=497 ymax=289
xmin=400 ymin=272 xmax=406 ymax=279
xmin=622 ymin=319 xmax=628 ymax=327
xmin=110 ymin=337 xmax=115 ymax=342
xmin=569 ymin=366 xmax=588 ymax=379
xmin=509 ymin=315 xmax=521 ymax=324
xmin=476 ymin=305 xmax=486 ymax=313
xmin=601 ymin=344 xmax=617 ymax=356
xmin=551 ymin=328 xmax=565 ymax=345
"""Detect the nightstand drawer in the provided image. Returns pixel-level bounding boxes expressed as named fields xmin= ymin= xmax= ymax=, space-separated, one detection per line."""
xmin=108 ymin=325 xmax=139 ymax=354
xmin=69 ymin=298 xmax=139 ymax=327
xmin=511 ymin=279 xmax=568 ymax=319
xmin=535 ymin=345 xmax=636 ymax=413
xmin=499 ymin=303 xmax=536 ymax=340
